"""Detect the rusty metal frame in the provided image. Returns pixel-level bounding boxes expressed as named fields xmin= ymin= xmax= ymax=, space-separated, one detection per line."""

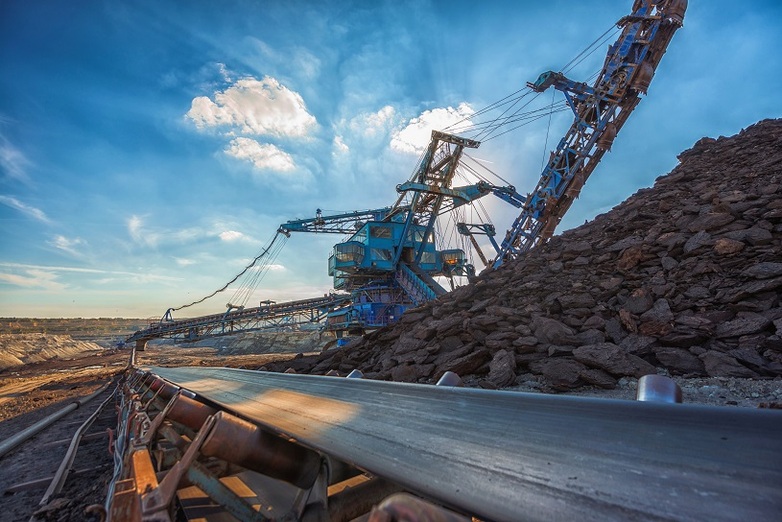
xmin=110 ymin=376 xmax=337 ymax=521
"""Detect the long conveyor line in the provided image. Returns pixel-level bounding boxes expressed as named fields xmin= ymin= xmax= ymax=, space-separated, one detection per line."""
xmin=146 ymin=366 xmax=782 ymax=521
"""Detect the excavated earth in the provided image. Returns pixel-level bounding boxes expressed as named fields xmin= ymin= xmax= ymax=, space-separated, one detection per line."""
xmin=264 ymin=119 xmax=782 ymax=403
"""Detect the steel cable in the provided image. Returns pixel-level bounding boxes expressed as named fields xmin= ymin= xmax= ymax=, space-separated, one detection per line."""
xmin=170 ymin=231 xmax=284 ymax=312
xmin=441 ymin=23 xmax=618 ymax=144
xmin=228 ymin=234 xmax=287 ymax=308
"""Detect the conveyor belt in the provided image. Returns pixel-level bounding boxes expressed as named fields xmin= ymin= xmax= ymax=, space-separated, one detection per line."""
xmin=127 ymin=294 xmax=350 ymax=344
xmin=147 ymin=366 xmax=782 ymax=521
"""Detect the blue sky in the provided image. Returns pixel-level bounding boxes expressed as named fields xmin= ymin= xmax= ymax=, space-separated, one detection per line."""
xmin=1 ymin=1 xmax=780 ymax=318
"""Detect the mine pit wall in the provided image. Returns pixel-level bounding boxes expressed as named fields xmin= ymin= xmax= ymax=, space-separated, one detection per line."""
xmin=0 ymin=333 xmax=106 ymax=371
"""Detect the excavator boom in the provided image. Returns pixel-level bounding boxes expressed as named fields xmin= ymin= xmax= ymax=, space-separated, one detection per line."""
xmin=493 ymin=0 xmax=686 ymax=267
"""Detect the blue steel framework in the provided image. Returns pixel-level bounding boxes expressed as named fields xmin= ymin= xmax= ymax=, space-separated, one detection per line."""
xmin=491 ymin=0 xmax=686 ymax=266
xmin=126 ymin=294 xmax=350 ymax=345
xmin=128 ymin=0 xmax=685 ymax=343
xmin=278 ymin=130 xmax=523 ymax=334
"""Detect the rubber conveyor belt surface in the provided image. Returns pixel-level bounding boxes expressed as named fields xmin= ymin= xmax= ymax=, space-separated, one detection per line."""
xmin=147 ymin=366 xmax=782 ymax=521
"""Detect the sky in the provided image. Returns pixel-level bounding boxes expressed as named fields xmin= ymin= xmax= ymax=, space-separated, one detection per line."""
xmin=1 ymin=1 xmax=780 ymax=319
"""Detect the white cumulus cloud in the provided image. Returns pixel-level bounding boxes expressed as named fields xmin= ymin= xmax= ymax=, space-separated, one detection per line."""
xmin=334 ymin=106 xmax=399 ymax=155
xmin=186 ymin=76 xmax=316 ymax=138
xmin=343 ymin=105 xmax=396 ymax=139
xmin=363 ymin=105 xmax=396 ymax=136
xmin=391 ymin=103 xmax=475 ymax=154
xmin=225 ymin=137 xmax=295 ymax=172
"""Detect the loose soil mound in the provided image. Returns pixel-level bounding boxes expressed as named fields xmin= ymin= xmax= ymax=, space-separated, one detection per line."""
xmin=264 ymin=119 xmax=782 ymax=391
xmin=0 ymin=334 xmax=104 ymax=371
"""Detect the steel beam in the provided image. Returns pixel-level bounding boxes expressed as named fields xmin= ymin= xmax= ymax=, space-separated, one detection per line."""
xmin=127 ymin=294 xmax=351 ymax=343
xmin=145 ymin=367 xmax=782 ymax=522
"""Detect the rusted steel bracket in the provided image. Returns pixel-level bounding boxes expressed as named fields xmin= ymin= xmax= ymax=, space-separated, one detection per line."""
xmin=138 ymin=414 xmax=218 ymax=519
xmin=111 ymin=374 xmax=335 ymax=521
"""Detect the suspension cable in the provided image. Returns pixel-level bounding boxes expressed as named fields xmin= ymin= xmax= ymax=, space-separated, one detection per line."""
xmin=461 ymin=154 xmax=513 ymax=187
xmin=561 ymin=24 xmax=618 ymax=74
xmin=170 ymin=231 xmax=285 ymax=311
xmin=441 ymin=21 xmax=618 ymax=145
xmin=481 ymin=106 xmax=570 ymax=143
xmin=228 ymin=233 xmax=287 ymax=308
xmin=541 ymin=88 xmax=556 ymax=170
xmin=443 ymin=87 xmax=532 ymax=135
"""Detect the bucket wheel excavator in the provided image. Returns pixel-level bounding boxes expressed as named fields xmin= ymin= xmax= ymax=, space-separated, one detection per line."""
xmin=129 ymin=0 xmax=685 ymax=344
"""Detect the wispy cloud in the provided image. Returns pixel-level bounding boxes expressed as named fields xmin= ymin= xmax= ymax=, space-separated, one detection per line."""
xmin=0 ymin=268 xmax=66 ymax=291
xmin=332 ymin=135 xmax=349 ymax=155
xmin=290 ymin=48 xmax=321 ymax=81
xmin=334 ymin=105 xmax=399 ymax=154
xmin=127 ymin=214 xmax=147 ymax=245
xmin=128 ymin=215 xmax=203 ymax=247
xmin=244 ymin=37 xmax=322 ymax=82
xmin=247 ymin=263 xmax=286 ymax=272
xmin=0 ymin=262 xmax=115 ymax=275
xmin=391 ymin=103 xmax=475 ymax=154
xmin=218 ymin=230 xmax=248 ymax=242
xmin=128 ymin=215 xmax=256 ymax=248
xmin=0 ymin=195 xmax=51 ymax=224
xmin=0 ymin=134 xmax=32 ymax=183
xmin=0 ymin=262 xmax=181 ymax=287
xmin=216 ymin=62 xmax=233 ymax=83
xmin=50 ymin=235 xmax=86 ymax=257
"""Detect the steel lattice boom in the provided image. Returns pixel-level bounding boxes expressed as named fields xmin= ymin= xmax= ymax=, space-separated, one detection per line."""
xmin=126 ymin=294 xmax=350 ymax=348
xmin=147 ymin=0 xmax=686 ymax=341
xmin=493 ymin=0 xmax=686 ymax=267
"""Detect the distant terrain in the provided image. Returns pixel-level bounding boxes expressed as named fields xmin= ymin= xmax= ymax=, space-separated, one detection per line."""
xmin=1 ymin=318 xmax=145 ymax=339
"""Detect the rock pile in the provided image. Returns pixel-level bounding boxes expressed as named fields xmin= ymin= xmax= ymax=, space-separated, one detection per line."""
xmin=267 ymin=119 xmax=782 ymax=390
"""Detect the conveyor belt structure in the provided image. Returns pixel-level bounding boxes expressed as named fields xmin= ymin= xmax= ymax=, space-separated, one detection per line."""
xmin=109 ymin=366 xmax=782 ymax=521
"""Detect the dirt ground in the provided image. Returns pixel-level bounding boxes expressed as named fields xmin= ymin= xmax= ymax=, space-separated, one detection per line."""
xmin=0 ymin=335 xmax=779 ymax=521
xmin=0 ymin=341 xmax=302 ymax=521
